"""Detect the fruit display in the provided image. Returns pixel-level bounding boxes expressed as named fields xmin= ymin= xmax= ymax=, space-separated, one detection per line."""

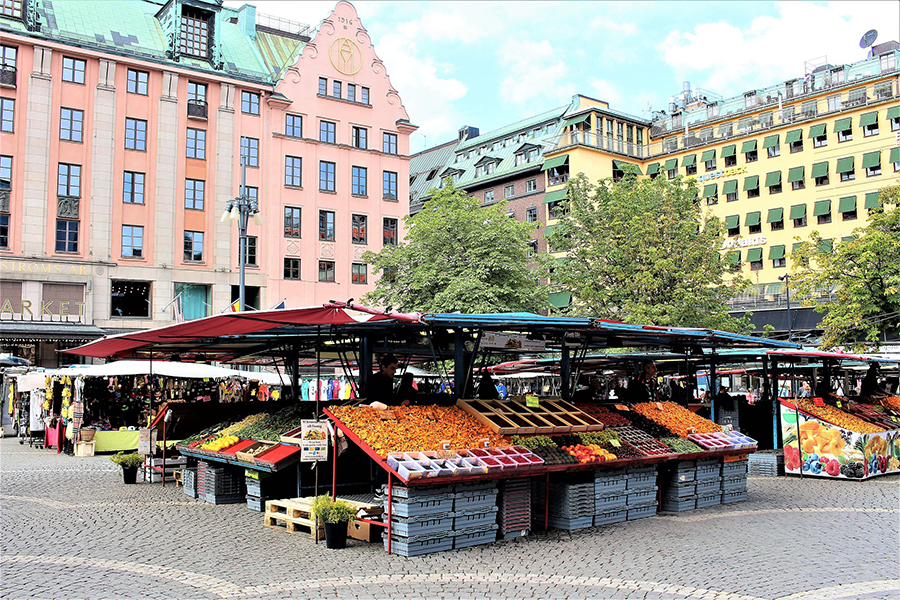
xmin=561 ymin=444 xmax=617 ymax=463
xmin=660 ymin=437 xmax=704 ymax=454
xmin=200 ymin=435 xmax=239 ymax=452
xmin=880 ymin=396 xmax=900 ymax=413
xmin=610 ymin=426 xmax=672 ymax=456
xmin=603 ymin=441 xmax=644 ymax=460
xmin=531 ymin=445 xmax=578 ymax=465
xmin=845 ymin=402 xmax=897 ymax=430
xmin=328 ymin=405 xmax=508 ymax=457
xmin=510 ymin=435 xmax=555 ymax=450
xmin=793 ymin=398 xmax=885 ymax=434
xmin=577 ymin=430 xmax=620 ymax=445
xmin=631 ymin=401 xmax=721 ymax=437
xmin=620 ymin=411 xmax=679 ymax=440
xmin=576 ymin=405 xmax=631 ymax=426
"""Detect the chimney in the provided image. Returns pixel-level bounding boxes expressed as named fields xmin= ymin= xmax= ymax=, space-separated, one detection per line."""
xmin=237 ymin=4 xmax=256 ymax=39
xmin=458 ymin=126 xmax=479 ymax=141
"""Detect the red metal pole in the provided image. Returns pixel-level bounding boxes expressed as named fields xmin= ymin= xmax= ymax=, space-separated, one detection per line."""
xmin=387 ymin=474 xmax=393 ymax=554
xmin=332 ymin=427 xmax=338 ymax=501
xmin=162 ymin=419 xmax=166 ymax=488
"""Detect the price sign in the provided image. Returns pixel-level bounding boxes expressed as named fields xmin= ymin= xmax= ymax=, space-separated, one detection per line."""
xmin=300 ymin=420 xmax=329 ymax=462
xmin=137 ymin=428 xmax=157 ymax=455
xmin=655 ymin=402 xmax=664 ymax=410
xmin=614 ymin=404 xmax=629 ymax=411
xmin=610 ymin=439 xmax=621 ymax=448
xmin=525 ymin=395 xmax=539 ymax=408
xmin=836 ymin=401 xmax=842 ymax=408
xmin=814 ymin=397 xmax=825 ymax=406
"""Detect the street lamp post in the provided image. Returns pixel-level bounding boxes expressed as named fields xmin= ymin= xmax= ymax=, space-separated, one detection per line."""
xmin=221 ymin=157 xmax=260 ymax=312
xmin=779 ymin=273 xmax=793 ymax=396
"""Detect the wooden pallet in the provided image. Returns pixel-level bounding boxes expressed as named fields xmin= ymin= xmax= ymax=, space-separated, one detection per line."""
xmin=264 ymin=498 xmax=323 ymax=540
xmin=173 ymin=469 xmax=184 ymax=487
xmin=457 ymin=398 xmax=605 ymax=436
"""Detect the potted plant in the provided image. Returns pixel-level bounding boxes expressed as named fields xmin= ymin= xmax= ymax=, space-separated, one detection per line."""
xmin=109 ymin=452 xmax=143 ymax=484
xmin=309 ymin=494 xmax=357 ymax=549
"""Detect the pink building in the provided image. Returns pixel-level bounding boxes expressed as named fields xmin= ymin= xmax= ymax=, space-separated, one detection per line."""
xmin=0 ymin=0 xmax=415 ymax=366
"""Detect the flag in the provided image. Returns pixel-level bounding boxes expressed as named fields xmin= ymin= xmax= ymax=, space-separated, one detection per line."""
xmin=161 ymin=293 xmax=184 ymax=323
xmin=270 ymin=298 xmax=286 ymax=310
xmin=229 ymin=299 xmax=240 ymax=312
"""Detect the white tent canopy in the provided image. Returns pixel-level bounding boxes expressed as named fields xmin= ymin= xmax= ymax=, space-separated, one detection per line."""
xmin=12 ymin=361 xmax=288 ymax=387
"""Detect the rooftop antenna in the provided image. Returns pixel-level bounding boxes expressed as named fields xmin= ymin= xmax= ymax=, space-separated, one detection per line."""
xmin=859 ymin=29 xmax=878 ymax=54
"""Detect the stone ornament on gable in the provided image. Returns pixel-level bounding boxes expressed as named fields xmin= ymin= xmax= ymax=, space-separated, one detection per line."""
xmin=329 ymin=37 xmax=361 ymax=75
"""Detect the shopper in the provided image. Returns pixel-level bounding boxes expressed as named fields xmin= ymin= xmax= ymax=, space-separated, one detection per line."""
xmin=626 ymin=360 xmax=658 ymax=403
xmin=476 ymin=374 xmax=500 ymax=400
xmin=364 ymin=354 xmax=405 ymax=406
xmin=861 ymin=363 xmax=885 ymax=398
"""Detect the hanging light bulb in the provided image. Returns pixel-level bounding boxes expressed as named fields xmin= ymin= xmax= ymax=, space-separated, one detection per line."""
xmin=230 ymin=205 xmax=240 ymax=221
xmin=252 ymin=211 xmax=262 ymax=226
xmin=220 ymin=201 xmax=233 ymax=223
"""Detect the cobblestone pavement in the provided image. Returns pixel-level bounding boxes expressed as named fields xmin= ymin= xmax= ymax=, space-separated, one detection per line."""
xmin=1 ymin=438 xmax=897 ymax=600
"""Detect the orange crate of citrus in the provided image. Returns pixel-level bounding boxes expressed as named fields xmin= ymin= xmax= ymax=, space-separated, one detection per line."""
xmin=631 ymin=402 xmax=721 ymax=437
xmin=328 ymin=405 xmax=509 ymax=457
xmin=881 ymin=396 xmax=900 ymax=413
xmin=795 ymin=398 xmax=885 ymax=434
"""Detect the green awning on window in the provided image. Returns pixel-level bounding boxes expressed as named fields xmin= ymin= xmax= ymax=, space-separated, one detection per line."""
xmin=723 ymin=179 xmax=738 ymax=195
xmin=544 ymin=224 xmax=557 ymax=236
xmin=613 ymin=160 xmax=643 ymax=174
xmin=743 ymin=175 xmax=759 ymax=191
xmin=722 ymin=144 xmax=736 ymax=158
xmin=862 ymin=151 xmax=881 ymax=169
xmin=865 ymin=191 xmax=882 ymax=209
xmin=789 ymin=204 xmax=806 ymax=220
xmin=785 ymin=129 xmax=802 ymax=144
xmin=725 ymin=214 xmax=739 ymax=229
xmin=745 ymin=211 xmax=761 ymax=226
xmin=741 ymin=140 xmax=757 ymax=153
xmin=888 ymin=106 xmax=900 ymax=120
xmin=703 ymin=183 xmax=718 ymax=198
xmin=765 ymin=171 xmax=782 ymax=187
xmin=838 ymin=195 xmax=856 ymax=213
xmin=763 ymin=134 xmax=779 ymax=149
xmin=647 ymin=162 xmax=661 ymax=175
xmin=788 ymin=166 xmax=804 ymax=183
xmin=767 ymin=207 xmax=783 ymax=223
xmin=747 ymin=248 xmax=763 ymax=262
xmin=563 ymin=113 xmax=591 ymax=128
xmin=548 ymin=291 xmax=572 ymax=309
xmin=726 ymin=250 xmax=741 ymax=265
xmin=819 ymin=239 xmax=833 ymax=253
xmin=858 ymin=111 xmax=878 ymax=127
xmin=891 ymin=147 xmax=900 ymax=164
xmin=541 ymin=154 xmax=569 ymax=171
xmin=768 ymin=245 xmax=785 ymax=260
xmin=543 ymin=189 xmax=568 ymax=204
xmin=841 ymin=236 xmax=855 ymax=243
xmin=682 ymin=154 xmax=696 ymax=167
xmin=808 ymin=123 xmax=826 ymax=138
xmin=833 ymin=117 xmax=852 ymax=133
xmin=792 ymin=242 xmax=805 ymax=254
xmin=664 ymin=158 xmax=678 ymax=170
xmin=811 ymin=161 xmax=829 ymax=178
xmin=701 ymin=149 xmax=716 ymax=163
xmin=836 ymin=156 xmax=854 ymax=173
xmin=813 ymin=199 xmax=831 ymax=216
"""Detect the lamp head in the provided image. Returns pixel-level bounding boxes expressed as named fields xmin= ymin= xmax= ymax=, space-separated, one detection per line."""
xmin=220 ymin=200 xmax=233 ymax=223
xmin=230 ymin=206 xmax=240 ymax=221
xmin=778 ymin=274 xmax=789 ymax=282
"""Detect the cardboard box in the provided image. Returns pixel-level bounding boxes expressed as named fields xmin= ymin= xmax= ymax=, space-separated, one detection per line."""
xmin=348 ymin=519 xmax=382 ymax=543
xmin=75 ymin=441 xmax=95 ymax=457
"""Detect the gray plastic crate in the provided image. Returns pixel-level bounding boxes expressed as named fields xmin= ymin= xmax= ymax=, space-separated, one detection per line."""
xmin=722 ymin=460 xmax=749 ymax=477
xmin=695 ymin=478 xmax=722 ymax=495
xmin=453 ymin=491 xmax=498 ymax=513
xmin=546 ymin=515 xmax=594 ymax=530
xmin=384 ymin=484 xmax=453 ymax=500
xmin=594 ymin=477 xmax=627 ymax=494
xmin=627 ymin=487 xmax=657 ymax=506
xmin=661 ymin=495 xmax=697 ymax=512
xmin=722 ymin=490 xmax=748 ymax=504
xmin=386 ymin=496 xmax=454 ymax=518
xmin=695 ymin=464 xmax=721 ymax=481
xmin=205 ymin=492 xmax=244 ymax=505
xmin=246 ymin=495 xmax=264 ymax=512
xmin=594 ymin=492 xmax=628 ymax=512
xmin=384 ymin=534 xmax=454 ymax=557
xmin=453 ymin=525 xmax=499 ymax=549
xmin=627 ymin=464 xmax=657 ymax=475
xmin=664 ymin=481 xmax=697 ymax=498
xmin=696 ymin=457 xmax=720 ymax=467
xmin=696 ymin=493 xmax=721 ymax=509
xmin=594 ymin=468 xmax=628 ymax=479
xmin=627 ymin=473 xmax=657 ymax=490
xmin=593 ymin=508 xmax=628 ymax=526
xmin=388 ymin=514 xmax=455 ymax=537
xmin=627 ymin=505 xmax=657 ymax=520
xmin=721 ymin=476 xmax=748 ymax=492
xmin=454 ymin=481 xmax=497 ymax=494
xmin=183 ymin=468 xmax=198 ymax=499
xmin=453 ymin=507 xmax=498 ymax=530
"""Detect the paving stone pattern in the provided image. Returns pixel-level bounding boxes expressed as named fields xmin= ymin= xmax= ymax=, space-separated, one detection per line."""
xmin=1 ymin=439 xmax=898 ymax=600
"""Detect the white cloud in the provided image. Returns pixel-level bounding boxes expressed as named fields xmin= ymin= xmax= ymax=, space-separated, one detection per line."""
xmin=587 ymin=78 xmax=623 ymax=106
xmin=659 ymin=1 xmax=900 ymax=95
xmin=497 ymin=39 xmax=576 ymax=109
xmin=589 ymin=16 xmax=637 ymax=37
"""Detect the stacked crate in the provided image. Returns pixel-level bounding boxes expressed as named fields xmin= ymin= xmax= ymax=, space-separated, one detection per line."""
xmin=182 ymin=467 xmax=198 ymax=499
xmin=593 ymin=468 xmax=628 ymax=526
xmin=537 ymin=476 xmax=596 ymax=531
xmin=381 ymin=485 xmax=455 ymax=557
xmin=244 ymin=470 xmax=296 ymax=512
xmin=749 ymin=451 xmax=784 ymax=477
xmin=695 ymin=457 xmax=722 ymax=509
xmin=721 ymin=459 xmax=749 ymax=503
xmin=625 ymin=465 xmax=658 ymax=520
xmin=661 ymin=460 xmax=697 ymax=512
xmin=497 ymin=479 xmax=531 ymax=539
xmin=452 ymin=481 xmax=499 ymax=549
xmin=203 ymin=464 xmax=245 ymax=504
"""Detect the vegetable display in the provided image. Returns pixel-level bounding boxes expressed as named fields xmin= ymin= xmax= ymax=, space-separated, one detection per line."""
xmin=660 ymin=437 xmax=704 ymax=453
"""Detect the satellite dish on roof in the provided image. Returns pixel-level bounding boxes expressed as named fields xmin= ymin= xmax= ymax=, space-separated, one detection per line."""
xmin=859 ymin=29 xmax=878 ymax=49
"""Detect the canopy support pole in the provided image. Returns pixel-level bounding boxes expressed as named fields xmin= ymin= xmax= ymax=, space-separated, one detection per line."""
xmin=561 ymin=345 xmax=570 ymax=401
xmin=454 ymin=329 xmax=465 ymax=400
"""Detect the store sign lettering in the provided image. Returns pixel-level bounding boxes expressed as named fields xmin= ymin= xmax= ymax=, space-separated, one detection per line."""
xmin=0 ymin=298 xmax=86 ymax=316
xmin=0 ymin=260 xmax=89 ymax=275
xmin=697 ymin=166 xmax=747 ymax=183
xmin=720 ymin=236 xmax=767 ymax=250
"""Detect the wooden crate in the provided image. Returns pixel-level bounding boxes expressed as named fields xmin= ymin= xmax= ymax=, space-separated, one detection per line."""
xmin=264 ymin=498 xmax=323 ymax=540
xmin=457 ymin=398 xmax=605 ymax=436
xmin=235 ymin=441 xmax=278 ymax=463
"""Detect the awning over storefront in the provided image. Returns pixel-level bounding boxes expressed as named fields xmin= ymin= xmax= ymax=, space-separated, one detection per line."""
xmin=541 ymin=155 xmax=569 ymax=171
xmin=0 ymin=322 xmax=106 ymax=342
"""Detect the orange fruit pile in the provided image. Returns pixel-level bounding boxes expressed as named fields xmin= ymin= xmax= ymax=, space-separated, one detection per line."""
xmin=881 ymin=396 xmax=900 ymax=413
xmin=796 ymin=398 xmax=885 ymax=434
xmin=329 ymin=405 xmax=509 ymax=457
xmin=631 ymin=401 xmax=721 ymax=437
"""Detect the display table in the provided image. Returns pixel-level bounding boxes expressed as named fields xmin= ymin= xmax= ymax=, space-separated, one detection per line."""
xmin=93 ymin=430 xmax=140 ymax=453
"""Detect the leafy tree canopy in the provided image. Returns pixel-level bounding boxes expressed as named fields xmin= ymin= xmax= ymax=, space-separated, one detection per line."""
xmin=544 ymin=172 xmax=750 ymax=331
xmin=791 ymin=184 xmax=900 ymax=350
xmin=362 ymin=181 xmax=549 ymax=313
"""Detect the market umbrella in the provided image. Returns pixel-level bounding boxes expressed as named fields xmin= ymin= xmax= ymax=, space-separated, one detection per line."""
xmin=0 ymin=354 xmax=30 ymax=367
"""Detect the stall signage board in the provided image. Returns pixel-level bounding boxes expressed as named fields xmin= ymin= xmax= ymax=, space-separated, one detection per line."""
xmin=138 ymin=428 xmax=157 ymax=455
xmin=525 ymin=395 xmax=539 ymax=408
xmin=300 ymin=420 xmax=329 ymax=462
xmin=481 ymin=333 xmax=545 ymax=351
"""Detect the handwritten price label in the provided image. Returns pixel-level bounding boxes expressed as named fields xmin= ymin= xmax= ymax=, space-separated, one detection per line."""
xmin=615 ymin=404 xmax=629 ymax=411
xmin=525 ymin=395 xmax=539 ymax=408
xmin=610 ymin=439 xmax=621 ymax=447
xmin=836 ymin=401 xmax=842 ymax=408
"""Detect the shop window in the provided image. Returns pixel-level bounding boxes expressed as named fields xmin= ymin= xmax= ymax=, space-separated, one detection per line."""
xmin=174 ymin=283 xmax=210 ymax=319
xmin=110 ymin=280 xmax=151 ymax=318
xmin=62 ymin=57 xmax=86 ymax=84
xmin=186 ymin=128 xmax=206 ymax=159
xmin=319 ymin=120 xmax=336 ymax=144
xmin=240 ymin=136 xmax=259 ymax=167
xmin=240 ymin=91 xmax=260 ymax=115
xmin=123 ymin=171 xmax=144 ymax=204
xmin=284 ymin=258 xmax=301 ymax=280
xmin=127 ymin=69 xmax=148 ymax=95
xmin=352 ymin=166 xmax=367 ymax=196
xmin=121 ymin=224 xmax=143 ymax=258
xmin=59 ymin=108 xmax=83 ymax=142
xmin=185 ymin=178 xmax=204 ymax=210
xmin=318 ymin=260 xmax=335 ymax=282
xmin=319 ymin=210 xmax=335 ymax=241
xmin=352 ymin=126 xmax=368 ymax=149
xmin=383 ymin=217 xmax=398 ymax=246
xmin=284 ymin=207 xmax=301 ymax=238
xmin=383 ymin=171 xmax=397 ymax=200
xmin=285 ymin=114 xmax=302 ymax=137
xmin=183 ymin=230 xmax=203 ymax=262
xmin=319 ymin=161 xmax=335 ymax=192
xmin=351 ymin=263 xmax=367 ymax=284
xmin=382 ymin=132 xmax=398 ymax=154
xmin=352 ymin=214 xmax=367 ymax=244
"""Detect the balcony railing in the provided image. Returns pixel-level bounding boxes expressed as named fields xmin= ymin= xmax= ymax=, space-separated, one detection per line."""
xmin=0 ymin=65 xmax=16 ymax=88
xmin=187 ymin=99 xmax=207 ymax=120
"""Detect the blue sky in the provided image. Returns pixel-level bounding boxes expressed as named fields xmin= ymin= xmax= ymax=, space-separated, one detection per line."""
xmin=230 ymin=1 xmax=900 ymax=153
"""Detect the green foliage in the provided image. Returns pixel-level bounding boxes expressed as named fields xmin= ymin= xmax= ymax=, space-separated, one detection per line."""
xmin=544 ymin=173 xmax=750 ymax=331
xmin=109 ymin=452 xmax=143 ymax=468
xmin=309 ymin=494 xmax=357 ymax=523
xmin=362 ymin=181 xmax=549 ymax=313
xmin=791 ymin=184 xmax=900 ymax=350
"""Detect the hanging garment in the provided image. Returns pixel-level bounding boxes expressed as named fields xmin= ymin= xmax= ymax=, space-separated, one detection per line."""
xmin=301 ymin=380 xmax=310 ymax=401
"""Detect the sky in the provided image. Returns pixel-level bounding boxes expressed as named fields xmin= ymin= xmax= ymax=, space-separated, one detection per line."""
xmin=228 ymin=1 xmax=900 ymax=154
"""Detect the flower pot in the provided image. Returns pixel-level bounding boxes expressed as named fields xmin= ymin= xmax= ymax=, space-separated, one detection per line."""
xmin=122 ymin=466 xmax=138 ymax=484
xmin=323 ymin=521 xmax=348 ymax=549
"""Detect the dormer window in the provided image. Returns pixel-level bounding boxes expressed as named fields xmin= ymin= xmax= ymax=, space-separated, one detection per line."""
xmin=1 ymin=0 xmax=23 ymax=19
xmin=180 ymin=7 xmax=211 ymax=59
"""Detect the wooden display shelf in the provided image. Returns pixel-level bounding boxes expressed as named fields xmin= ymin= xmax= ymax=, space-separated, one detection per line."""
xmin=456 ymin=398 xmax=605 ymax=436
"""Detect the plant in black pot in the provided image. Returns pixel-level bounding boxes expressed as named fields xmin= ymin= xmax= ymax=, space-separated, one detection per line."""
xmin=310 ymin=494 xmax=357 ymax=549
xmin=110 ymin=452 xmax=143 ymax=484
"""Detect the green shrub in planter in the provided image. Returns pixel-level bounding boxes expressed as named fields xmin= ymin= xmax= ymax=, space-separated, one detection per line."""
xmin=109 ymin=452 xmax=144 ymax=468
xmin=309 ymin=494 xmax=356 ymax=523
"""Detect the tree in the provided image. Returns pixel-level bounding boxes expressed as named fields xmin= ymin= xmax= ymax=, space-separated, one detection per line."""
xmin=544 ymin=172 xmax=750 ymax=331
xmin=791 ymin=184 xmax=900 ymax=350
xmin=362 ymin=181 xmax=549 ymax=313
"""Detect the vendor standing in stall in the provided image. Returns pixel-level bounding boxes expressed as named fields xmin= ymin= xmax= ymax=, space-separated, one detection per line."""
xmin=364 ymin=354 xmax=408 ymax=406
xmin=861 ymin=363 xmax=886 ymax=398
xmin=626 ymin=360 xmax=658 ymax=403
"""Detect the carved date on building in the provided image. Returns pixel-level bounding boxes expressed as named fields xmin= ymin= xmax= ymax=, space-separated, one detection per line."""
xmin=57 ymin=196 xmax=80 ymax=218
